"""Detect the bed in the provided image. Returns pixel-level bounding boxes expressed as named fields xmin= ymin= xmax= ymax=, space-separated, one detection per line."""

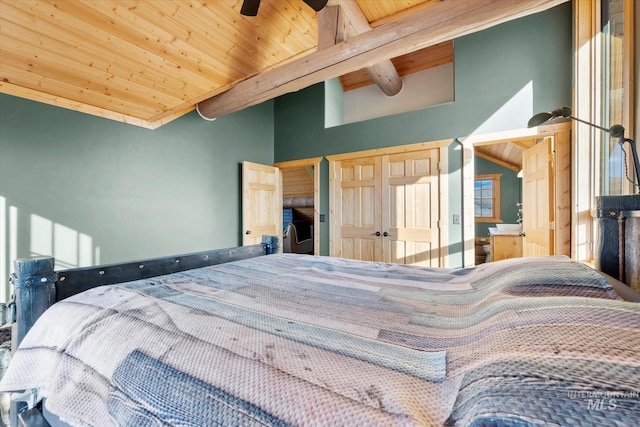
xmin=1 ymin=237 xmax=639 ymax=426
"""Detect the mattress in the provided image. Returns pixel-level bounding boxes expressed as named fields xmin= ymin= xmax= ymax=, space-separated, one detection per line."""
xmin=1 ymin=254 xmax=639 ymax=426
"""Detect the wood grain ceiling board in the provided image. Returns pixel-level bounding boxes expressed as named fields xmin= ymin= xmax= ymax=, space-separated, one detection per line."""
xmin=0 ymin=0 xmax=319 ymax=127
xmin=357 ymin=0 xmax=440 ymax=26
xmin=474 ymin=139 xmax=539 ymax=171
xmin=339 ymin=41 xmax=453 ymax=92
xmin=0 ymin=0 xmax=568 ymax=128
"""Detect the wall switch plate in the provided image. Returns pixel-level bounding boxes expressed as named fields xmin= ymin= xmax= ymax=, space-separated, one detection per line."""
xmin=320 ymin=214 xmax=325 ymax=222
xmin=453 ymin=214 xmax=460 ymax=224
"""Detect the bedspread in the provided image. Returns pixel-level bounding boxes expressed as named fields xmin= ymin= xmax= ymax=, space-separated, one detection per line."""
xmin=1 ymin=254 xmax=639 ymax=426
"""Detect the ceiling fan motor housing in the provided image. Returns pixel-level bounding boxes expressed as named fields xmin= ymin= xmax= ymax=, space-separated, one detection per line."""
xmin=241 ymin=0 xmax=328 ymax=16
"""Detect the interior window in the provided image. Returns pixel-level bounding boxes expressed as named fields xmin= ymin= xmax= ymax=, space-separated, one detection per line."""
xmin=474 ymin=174 xmax=501 ymax=222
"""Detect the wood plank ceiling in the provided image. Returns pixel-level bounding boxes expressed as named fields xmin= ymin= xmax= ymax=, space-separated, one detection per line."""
xmin=475 ymin=139 xmax=540 ymax=171
xmin=0 ymin=0 xmax=566 ymax=132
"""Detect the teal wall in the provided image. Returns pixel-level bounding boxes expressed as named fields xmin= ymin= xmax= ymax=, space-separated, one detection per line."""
xmin=474 ymin=157 xmax=521 ymax=237
xmin=274 ymin=3 xmax=572 ymax=266
xmin=0 ymin=3 xmax=573 ymax=299
xmin=0 ymin=94 xmax=274 ymax=301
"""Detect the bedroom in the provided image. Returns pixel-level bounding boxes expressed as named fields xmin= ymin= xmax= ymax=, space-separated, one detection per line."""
xmin=0 ymin=1 xmax=579 ymax=292
xmin=2 ymin=1 xmax=637 ymax=286
xmin=0 ymin=0 xmax=639 ymax=425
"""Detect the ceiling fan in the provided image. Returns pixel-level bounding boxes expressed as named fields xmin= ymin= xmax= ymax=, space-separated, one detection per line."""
xmin=241 ymin=0 xmax=328 ymax=16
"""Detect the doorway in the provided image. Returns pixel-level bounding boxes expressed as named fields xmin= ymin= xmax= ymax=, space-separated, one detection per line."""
xmin=472 ymin=135 xmax=533 ymax=264
xmin=462 ymin=122 xmax=571 ymax=267
xmin=274 ymin=158 xmax=322 ymax=255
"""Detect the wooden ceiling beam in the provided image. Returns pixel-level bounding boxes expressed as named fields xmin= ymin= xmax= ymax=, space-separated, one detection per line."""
xmin=475 ymin=150 xmax=521 ymax=172
xmin=197 ymin=0 xmax=567 ymax=120
xmin=510 ymin=139 xmax=537 ymax=150
xmin=317 ymin=6 xmax=346 ymax=49
xmin=330 ymin=0 xmax=403 ymax=96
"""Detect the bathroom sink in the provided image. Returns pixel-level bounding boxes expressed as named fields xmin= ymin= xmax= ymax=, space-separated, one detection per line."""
xmin=496 ymin=224 xmax=522 ymax=232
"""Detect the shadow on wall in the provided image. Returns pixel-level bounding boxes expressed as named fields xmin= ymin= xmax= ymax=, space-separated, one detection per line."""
xmin=0 ymin=94 xmax=276 ymax=304
xmin=0 ymin=196 xmax=100 ymax=302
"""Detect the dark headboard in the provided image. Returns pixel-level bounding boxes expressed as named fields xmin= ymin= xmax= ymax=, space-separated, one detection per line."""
xmin=10 ymin=236 xmax=279 ymax=348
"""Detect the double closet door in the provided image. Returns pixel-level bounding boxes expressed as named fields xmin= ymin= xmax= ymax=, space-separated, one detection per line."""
xmin=330 ymin=149 xmax=441 ymax=267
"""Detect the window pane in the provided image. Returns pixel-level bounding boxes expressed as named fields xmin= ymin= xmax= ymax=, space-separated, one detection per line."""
xmin=601 ymin=0 xmax=629 ymax=195
xmin=474 ymin=176 xmax=500 ymax=219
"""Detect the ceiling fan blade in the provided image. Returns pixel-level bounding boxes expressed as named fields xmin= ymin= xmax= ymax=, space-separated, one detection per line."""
xmin=302 ymin=0 xmax=328 ymax=12
xmin=240 ymin=0 xmax=260 ymax=16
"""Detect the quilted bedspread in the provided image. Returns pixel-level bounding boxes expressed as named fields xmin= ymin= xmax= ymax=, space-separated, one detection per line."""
xmin=1 ymin=254 xmax=639 ymax=426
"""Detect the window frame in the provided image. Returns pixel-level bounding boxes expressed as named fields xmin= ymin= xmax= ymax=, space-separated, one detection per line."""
xmin=474 ymin=173 xmax=502 ymax=223
xmin=573 ymin=0 xmax=634 ymax=261
xmin=600 ymin=0 xmax=635 ymax=195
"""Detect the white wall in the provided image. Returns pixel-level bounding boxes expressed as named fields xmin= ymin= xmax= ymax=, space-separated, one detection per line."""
xmin=342 ymin=62 xmax=454 ymax=125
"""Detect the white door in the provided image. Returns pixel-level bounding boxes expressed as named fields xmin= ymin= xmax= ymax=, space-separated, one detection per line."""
xmin=242 ymin=161 xmax=282 ymax=246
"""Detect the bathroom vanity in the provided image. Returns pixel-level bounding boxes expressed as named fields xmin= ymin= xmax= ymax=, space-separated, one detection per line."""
xmin=489 ymin=224 xmax=523 ymax=262
xmin=490 ymin=234 xmax=523 ymax=261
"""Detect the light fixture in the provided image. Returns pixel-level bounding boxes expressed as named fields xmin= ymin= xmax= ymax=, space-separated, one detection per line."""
xmin=240 ymin=0 xmax=328 ymax=16
xmin=528 ymin=106 xmax=640 ymax=193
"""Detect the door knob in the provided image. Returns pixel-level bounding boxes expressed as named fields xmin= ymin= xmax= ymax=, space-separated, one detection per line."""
xmin=245 ymin=230 xmax=251 ymax=235
xmin=371 ymin=231 xmax=381 ymax=236
xmin=383 ymin=232 xmax=389 ymax=237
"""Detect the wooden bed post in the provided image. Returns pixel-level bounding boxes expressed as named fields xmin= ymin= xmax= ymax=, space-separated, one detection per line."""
xmin=11 ymin=256 xmax=56 ymax=348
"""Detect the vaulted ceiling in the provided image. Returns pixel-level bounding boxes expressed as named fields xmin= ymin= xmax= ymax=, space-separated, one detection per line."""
xmin=0 ymin=0 xmax=566 ymax=129
xmin=475 ymin=138 xmax=541 ymax=172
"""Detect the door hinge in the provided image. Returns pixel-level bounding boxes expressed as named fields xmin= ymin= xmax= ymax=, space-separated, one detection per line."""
xmin=550 ymin=220 xmax=555 ymax=230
